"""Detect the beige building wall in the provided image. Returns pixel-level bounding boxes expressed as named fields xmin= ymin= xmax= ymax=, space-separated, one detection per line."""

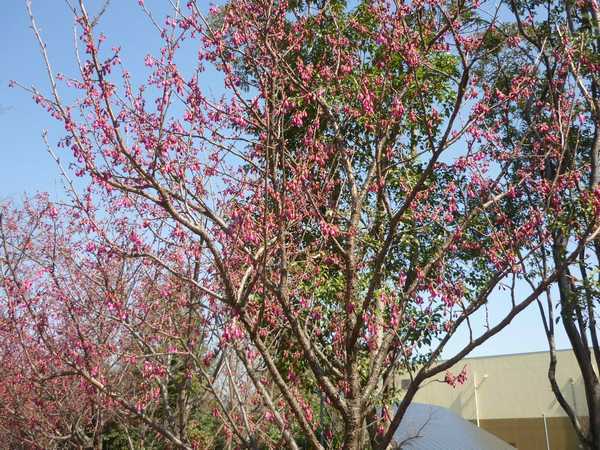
xmin=405 ymin=350 xmax=594 ymax=449
xmin=411 ymin=349 xmax=589 ymax=421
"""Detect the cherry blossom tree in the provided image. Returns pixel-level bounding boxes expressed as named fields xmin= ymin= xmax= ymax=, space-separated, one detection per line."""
xmin=479 ymin=0 xmax=600 ymax=447
xmin=8 ymin=0 xmax=600 ymax=448
xmin=0 ymin=197 xmax=274 ymax=449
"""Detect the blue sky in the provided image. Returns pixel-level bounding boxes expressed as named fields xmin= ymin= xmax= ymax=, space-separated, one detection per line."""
xmin=0 ymin=0 xmax=571 ymax=359
xmin=1 ymin=1 xmax=182 ymax=198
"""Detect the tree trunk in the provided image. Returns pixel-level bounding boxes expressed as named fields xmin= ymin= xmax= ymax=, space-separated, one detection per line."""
xmin=343 ymin=405 xmax=363 ymax=450
xmin=553 ymin=233 xmax=600 ymax=450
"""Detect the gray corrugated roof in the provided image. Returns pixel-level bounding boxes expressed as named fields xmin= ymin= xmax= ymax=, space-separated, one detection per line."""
xmin=393 ymin=403 xmax=515 ymax=450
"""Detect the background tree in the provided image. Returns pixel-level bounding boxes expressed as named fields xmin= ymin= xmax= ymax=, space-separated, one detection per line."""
xmin=0 ymin=196 xmax=272 ymax=449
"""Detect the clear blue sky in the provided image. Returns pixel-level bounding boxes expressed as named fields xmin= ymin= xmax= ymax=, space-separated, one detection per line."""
xmin=0 ymin=0 xmax=570 ymax=359
xmin=1 ymin=1 xmax=189 ymax=198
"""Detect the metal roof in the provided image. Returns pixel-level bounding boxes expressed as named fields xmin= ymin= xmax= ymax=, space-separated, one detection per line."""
xmin=393 ymin=403 xmax=516 ymax=450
